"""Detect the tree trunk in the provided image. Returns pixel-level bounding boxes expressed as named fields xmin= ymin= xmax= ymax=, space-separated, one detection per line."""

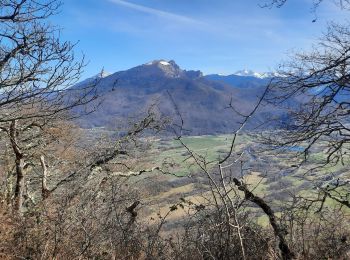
xmin=9 ymin=120 xmax=25 ymax=212
xmin=4 ymin=144 xmax=13 ymax=206
xmin=40 ymin=155 xmax=50 ymax=200
xmin=233 ymin=178 xmax=294 ymax=260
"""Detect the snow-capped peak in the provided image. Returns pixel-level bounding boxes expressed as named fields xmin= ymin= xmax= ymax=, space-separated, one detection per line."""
xmin=234 ymin=69 xmax=280 ymax=79
xmin=96 ymin=70 xmax=111 ymax=78
xmin=145 ymin=60 xmax=172 ymax=66
xmin=234 ymin=69 xmax=265 ymax=78
xmin=159 ymin=61 xmax=170 ymax=66
xmin=142 ymin=60 xmax=183 ymax=78
xmin=73 ymin=70 xmax=111 ymax=88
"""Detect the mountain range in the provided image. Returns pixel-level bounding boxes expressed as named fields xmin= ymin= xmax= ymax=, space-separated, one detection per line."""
xmin=74 ymin=60 xmax=281 ymax=135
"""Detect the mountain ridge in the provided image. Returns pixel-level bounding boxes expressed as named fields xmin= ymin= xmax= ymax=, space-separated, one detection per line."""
xmin=74 ymin=60 xmax=282 ymax=134
xmin=82 ymin=60 xmax=276 ymax=84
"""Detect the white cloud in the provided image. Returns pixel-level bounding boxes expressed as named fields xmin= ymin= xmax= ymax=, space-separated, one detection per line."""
xmin=107 ymin=0 xmax=203 ymax=25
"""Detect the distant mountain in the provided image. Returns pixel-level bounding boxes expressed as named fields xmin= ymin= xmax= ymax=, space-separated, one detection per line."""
xmin=73 ymin=60 xmax=283 ymax=135
xmin=204 ymin=74 xmax=269 ymax=89
xmin=233 ymin=69 xmax=278 ymax=79
xmin=203 ymin=69 xmax=283 ymax=89
xmin=74 ymin=70 xmax=111 ymax=89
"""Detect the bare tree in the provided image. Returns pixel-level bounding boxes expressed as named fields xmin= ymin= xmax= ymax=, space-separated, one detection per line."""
xmin=264 ymin=22 xmax=350 ymax=210
xmin=0 ymin=0 xmax=100 ymax=212
xmin=166 ymin=85 xmax=297 ymax=259
xmin=0 ymin=0 xmax=98 ymax=122
xmin=262 ymin=0 xmax=350 ymax=10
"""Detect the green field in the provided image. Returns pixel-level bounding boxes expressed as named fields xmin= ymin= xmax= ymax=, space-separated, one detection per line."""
xmin=150 ymin=134 xmax=253 ymax=176
xmin=139 ymin=134 xmax=350 ymax=220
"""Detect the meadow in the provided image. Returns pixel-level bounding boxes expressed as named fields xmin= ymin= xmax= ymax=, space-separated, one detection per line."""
xmin=129 ymin=133 xmax=350 ymax=227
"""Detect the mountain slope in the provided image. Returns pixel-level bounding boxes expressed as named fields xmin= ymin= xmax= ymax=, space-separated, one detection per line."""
xmin=204 ymin=73 xmax=269 ymax=89
xmin=75 ymin=60 xmax=275 ymax=135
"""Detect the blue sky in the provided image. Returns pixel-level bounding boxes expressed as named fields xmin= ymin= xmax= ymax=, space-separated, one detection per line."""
xmin=52 ymin=0 xmax=348 ymax=79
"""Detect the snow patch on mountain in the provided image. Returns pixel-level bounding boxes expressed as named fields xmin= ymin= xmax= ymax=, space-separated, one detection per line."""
xmin=159 ymin=61 xmax=170 ymax=66
xmin=151 ymin=60 xmax=182 ymax=77
xmin=234 ymin=69 xmax=281 ymax=79
xmin=94 ymin=70 xmax=111 ymax=79
xmin=145 ymin=60 xmax=171 ymax=66
xmin=235 ymin=70 xmax=266 ymax=78
xmin=74 ymin=70 xmax=111 ymax=88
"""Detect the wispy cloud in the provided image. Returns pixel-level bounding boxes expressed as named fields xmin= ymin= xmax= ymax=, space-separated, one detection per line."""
xmin=107 ymin=0 xmax=203 ymax=25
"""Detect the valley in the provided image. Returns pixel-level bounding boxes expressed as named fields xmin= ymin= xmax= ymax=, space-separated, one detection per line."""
xmin=83 ymin=128 xmax=350 ymax=229
xmin=1 ymin=1 xmax=350 ymax=258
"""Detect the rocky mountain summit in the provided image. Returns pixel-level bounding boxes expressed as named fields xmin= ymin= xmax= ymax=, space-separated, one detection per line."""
xmin=143 ymin=60 xmax=203 ymax=79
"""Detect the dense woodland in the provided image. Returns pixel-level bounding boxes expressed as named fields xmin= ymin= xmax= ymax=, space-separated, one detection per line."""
xmin=0 ymin=0 xmax=349 ymax=259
